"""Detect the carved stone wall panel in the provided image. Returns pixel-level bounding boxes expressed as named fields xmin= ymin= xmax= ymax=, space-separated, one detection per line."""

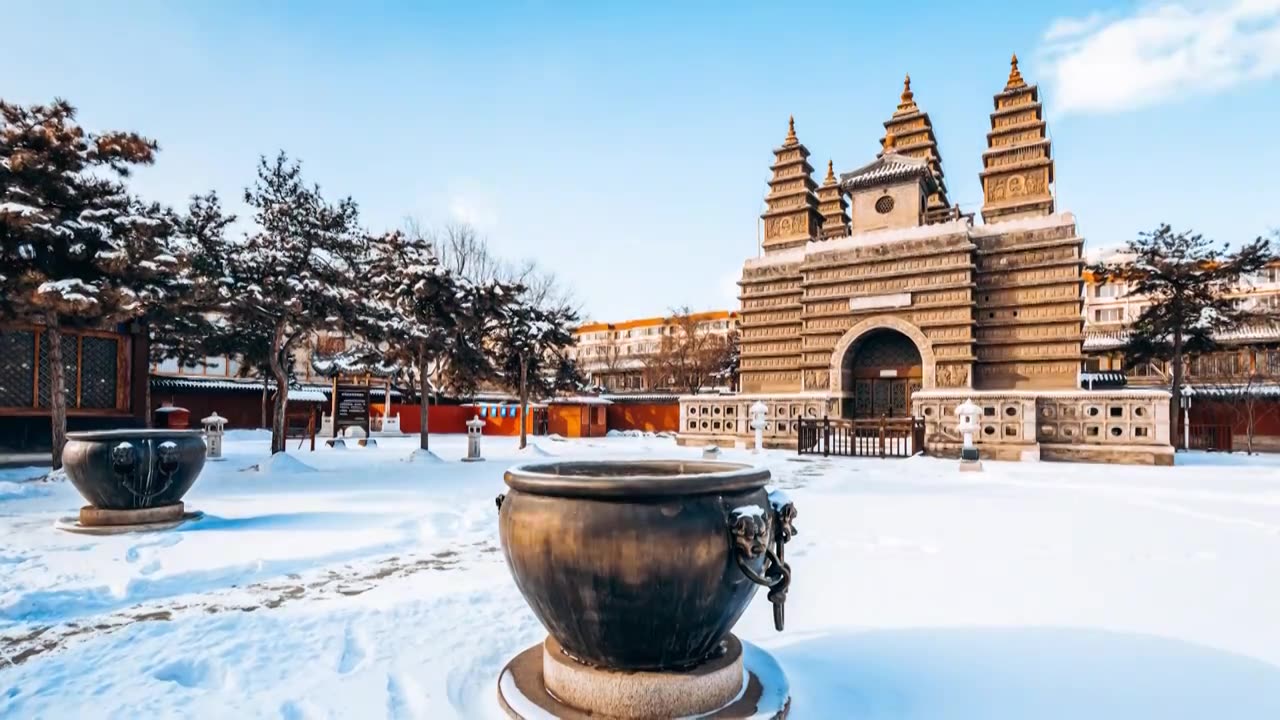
xmin=976 ymin=264 xmax=1080 ymax=289
xmin=984 ymin=145 xmax=1047 ymax=169
xmin=997 ymin=93 xmax=1035 ymax=110
xmin=739 ymin=310 xmax=802 ymax=325
xmin=990 ymin=128 xmax=1044 ymax=148
xmin=934 ymin=363 xmax=972 ymax=388
xmin=803 ymin=252 xmax=970 ymax=283
xmin=992 ymin=109 xmax=1038 ymax=129
xmin=1033 ymin=393 xmax=1170 ymax=447
xmin=974 ymin=224 xmax=1077 ymax=252
xmin=907 ymin=307 xmax=973 ymax=326
xmin=983 ymin=167 xmax=1051 ymax=204
xmin=911 ymin=288 xmax=973 ymax=306
xmin=742 ymin=264 xmax=802 ymax=282
xmin=741 ymin=279 xmax=802 ymax=295
xmin=743 ymin=295 xmax=803 ymax=310
xmin=975 ymin=245 xmax=1079 ymax=272
xmin=803 ymin=369 xmax=831 ymax=390
xmin=977 ymin=284 xmax=1080 ymax=307
xmin=976 ymin=342 xmax=1080 ymax=362
xmin=976 ymin=323 xmax=1082 ymax=342
xmin=741 ymin=340 xmax=801 ymax=355
xmin=806 ymin=270 xmax=971 ymax=300
xmin=741 ymin=356 xmax=801 ymax=370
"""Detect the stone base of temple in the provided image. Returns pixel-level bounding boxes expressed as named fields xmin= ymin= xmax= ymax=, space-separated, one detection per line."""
xmin=677 ymin=388 xmax=1176 ymax=465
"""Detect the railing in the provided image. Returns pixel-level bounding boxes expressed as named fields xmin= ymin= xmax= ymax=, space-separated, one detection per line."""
xmin=1188 ymin=423 xmax=1233 ymax=452
xmin=797 ymin=416 xmax=925 ymax=458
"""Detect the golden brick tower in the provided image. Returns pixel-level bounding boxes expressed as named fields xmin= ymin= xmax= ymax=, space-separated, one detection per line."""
xmin=879 ymin=75 xmax=951 ymax=223
xmin=816 ymin=160 xmax=850 ymax=239
xmin=980 ymin=54 xmax=1055 ymax=223
xmin=760 ymin=116 xmax=822 ymax=252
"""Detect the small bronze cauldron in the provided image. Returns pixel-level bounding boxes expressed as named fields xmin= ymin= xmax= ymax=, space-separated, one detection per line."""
xmin=62 ymin=429 xmax=207 ymax=510
xmin=498 ymin=460 xmax=796 ymax=671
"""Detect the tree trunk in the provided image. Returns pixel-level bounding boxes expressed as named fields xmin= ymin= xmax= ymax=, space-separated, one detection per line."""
xmin=268 ymin=324 xmax=289 ymax=455
xmin=519 ymin=355 xmax=529 ymax=450
xmin=144 ymin=374 xmax=153 ymax=429
xmin=260 ymin=383 xmax=269 ymax=429
xmin=1171 ymin=329 xmax=1184 ymax=450
xmin=46 ymin=314 xmax=68 ymax=471
xmin=418 ymin=343 xmax=430 ymax=452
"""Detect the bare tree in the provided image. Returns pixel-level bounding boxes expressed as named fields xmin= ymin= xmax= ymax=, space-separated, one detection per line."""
xmin=1205 ymin=353 xmax=1280 ymax=454
xmin=650 ymin=307 xmax=730 ymax=395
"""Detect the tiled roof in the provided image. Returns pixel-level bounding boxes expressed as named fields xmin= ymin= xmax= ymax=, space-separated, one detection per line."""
xmin=1085 ymin=322 xmax=1280 ymax=350
xmin=150 ymin=375 xmax=403 ymax=399
xmin=839 ymin=153 xmax=934 ymax=192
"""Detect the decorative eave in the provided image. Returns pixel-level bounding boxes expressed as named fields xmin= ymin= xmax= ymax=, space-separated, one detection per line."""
xmin=982 ymin=137 xmax=1052 ymax=160
xmin=840 ymin=153 xmax=937 ymax=193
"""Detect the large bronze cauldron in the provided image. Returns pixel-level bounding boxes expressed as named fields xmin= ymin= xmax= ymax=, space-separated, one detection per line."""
xmin=498 ymin=460 xmax=796 ymax=671
xmin=62 ymin=429 xmax=207 ymax=510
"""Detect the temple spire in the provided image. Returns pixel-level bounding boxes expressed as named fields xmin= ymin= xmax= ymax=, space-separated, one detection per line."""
xmin=895 ymin=74 xmax=917 ymax=116
xmin=817 ymin=159 xmax=849 ymax=239
xmin=879 ymin=75 xmax=951 ymax=222
xmin=1005 ymin=53 xmax=1026 ymax=90
xmin=981 ymin=54 xmax=1055 ymax=223
xmin=760 ymin=116 xmax=822 ymax=252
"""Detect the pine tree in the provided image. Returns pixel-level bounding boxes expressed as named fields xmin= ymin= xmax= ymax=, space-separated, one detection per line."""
xmin=492 ymin=298 xmax=580 ymax=449
xmin=365 ymin=231 xmax=469 ymax=451
xmin=0 ymin=99 xmax=181 ymax=467
xmin=225 ymin=153 xmax=371 ymax=454
xmin=1089 ymin=224 xmax=1273 ymax=447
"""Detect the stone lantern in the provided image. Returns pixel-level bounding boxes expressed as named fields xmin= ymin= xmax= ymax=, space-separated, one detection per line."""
xmin=201 ymin=412 xmax=227 ymax=461
xmin=955 ymin=398 xmax=983 ymax=471
xmin=749 ymin=401 xmax=768 ymax=454
xmin=463 ymin=415 xmax=486 ymax=462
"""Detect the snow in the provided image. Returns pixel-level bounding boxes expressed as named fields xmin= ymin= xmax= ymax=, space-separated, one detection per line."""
xmin=2 ymin=436 xmax=1280 ymax=718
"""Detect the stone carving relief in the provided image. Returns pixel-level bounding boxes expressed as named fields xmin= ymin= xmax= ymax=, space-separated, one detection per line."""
xmin=986 ymin=146 xmax=1048 ymax=170
xmin=990 ymin=128 xmax=1043 ymax=148
xmin=993 ymin=109 xmax=1037 ymax=129
xmin=936 ymin=363 xmax=970 ymax=388
xmin=984 ymin=170 xmax=1049 ymax=203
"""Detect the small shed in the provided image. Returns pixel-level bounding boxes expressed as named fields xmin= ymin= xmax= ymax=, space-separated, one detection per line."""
xmin=547 ymin=396 xmax=612 ymax=438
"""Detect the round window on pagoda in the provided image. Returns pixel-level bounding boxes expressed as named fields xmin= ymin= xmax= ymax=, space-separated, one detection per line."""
xmin=874 ymin=195 xmax=895 ymax=214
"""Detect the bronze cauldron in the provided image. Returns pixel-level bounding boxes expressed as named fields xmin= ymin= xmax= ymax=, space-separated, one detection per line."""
xmin=497 ymin=460 xmax=796 ymax=671
xmin=62 ymin=429 xmax=207 ymax=510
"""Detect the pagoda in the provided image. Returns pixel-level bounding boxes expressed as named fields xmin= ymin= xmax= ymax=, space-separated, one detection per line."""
xmin=760 ymin=116 xmax=822 ymax=252
xmin=816 ymin=160 xmax=849 ymax=239
xmin=879 ymin=74 xmax=951 ymax=223
xmin=980 ymin=54 xmax=1055 ymax=223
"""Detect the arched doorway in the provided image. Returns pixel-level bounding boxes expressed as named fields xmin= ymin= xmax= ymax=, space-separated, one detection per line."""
xmin=840 ymin=329 xmax=923 ymax=419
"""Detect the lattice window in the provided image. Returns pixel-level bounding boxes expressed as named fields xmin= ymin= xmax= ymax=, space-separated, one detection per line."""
xmin=37 ymin=332 xmax=78 ymax=409
xmin=0 ymin=330 xmax=37 ymax=408
xmin=854 ymin=381 xmax=872 ymax=415
xmin=851 ymin=331 xmax=922 ymax=368
xmin=80 ymin=336 xmax=119 ymax=409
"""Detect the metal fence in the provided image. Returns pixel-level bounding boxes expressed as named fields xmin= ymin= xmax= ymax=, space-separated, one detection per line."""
xmin=797 ymin=417 xmax=925 ymax=458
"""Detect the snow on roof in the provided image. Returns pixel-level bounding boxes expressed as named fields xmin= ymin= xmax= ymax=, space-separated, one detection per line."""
xmin=547 ymin=396 xmax=613 ymax=405
xmin=1085 ymin=322 xmax=1280 ymax=350
xmin=744 ymin=218 xmax=972 ymax=270
xmin=288 ymin=389 xmax=328 ymax=402
xmin=839 ymin=153 xmax=933 ymax=192
xmin=1185 ymin=384 xmax=1280 ymax=398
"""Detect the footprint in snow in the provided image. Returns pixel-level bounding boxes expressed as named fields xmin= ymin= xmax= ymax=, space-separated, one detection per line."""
xmin=152 ymin=657 xmax=225 ymax=689
xmin=337 ymin=625 xmax=367 ymax=675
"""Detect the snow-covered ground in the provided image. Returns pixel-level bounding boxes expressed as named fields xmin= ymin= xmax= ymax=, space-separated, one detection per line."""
xmin=3 ymin=433 xmax=1280 ymax=719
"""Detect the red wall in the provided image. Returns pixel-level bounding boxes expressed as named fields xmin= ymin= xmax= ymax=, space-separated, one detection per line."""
xmin=373 ymin=403 xmax=530 ymax=436
xmin=607 ymin=402 xmax=680 ymax=433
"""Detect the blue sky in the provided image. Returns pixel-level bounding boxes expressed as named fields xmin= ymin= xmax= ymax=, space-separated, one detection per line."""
xmin=4 ymin=1 xmax=1278 ymax=321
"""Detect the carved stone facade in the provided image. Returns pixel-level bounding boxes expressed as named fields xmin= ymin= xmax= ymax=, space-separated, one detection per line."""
xmin=880 ymin=74 xmax=951 ymax=223
xmin=980 ymin=55 xmax=1055 ymax=223
xmin=760 ymin=117 xmax=823 ymax=252
xmin=816 ymin=160 xmax=850 ymax=239
xmin=678 ymin=60 xmax=1172 ymax=463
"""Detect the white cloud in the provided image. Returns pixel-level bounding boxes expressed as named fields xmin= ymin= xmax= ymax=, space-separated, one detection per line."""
xmin=1038 ymin=0 xmax=1280 ymax=115
xmin=445 ymin=182 xmax=499 ymax=231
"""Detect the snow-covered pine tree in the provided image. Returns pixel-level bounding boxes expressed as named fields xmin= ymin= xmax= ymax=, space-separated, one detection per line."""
xmin=1088 ymin=224 xmax=1273 ymax=447
xmin=0 ymin=99 xmax=181 ymax=467
xmin=491 ymin=297 xmax=580 ymax=449
xmin=365 ymin=231 xmax=469 ymax=451
xmin=226 ymin=153 xmax=370 ymax=454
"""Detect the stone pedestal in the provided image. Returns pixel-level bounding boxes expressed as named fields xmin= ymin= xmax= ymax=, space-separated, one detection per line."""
xmin=56 ymin=502 xmax=203 ymax=535
xmin=498 ymin=635 xmax=789 ymax=719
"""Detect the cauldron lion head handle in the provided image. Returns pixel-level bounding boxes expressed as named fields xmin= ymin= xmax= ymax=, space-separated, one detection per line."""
xmin=729 ymin=490 xmax=797 ymax=631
